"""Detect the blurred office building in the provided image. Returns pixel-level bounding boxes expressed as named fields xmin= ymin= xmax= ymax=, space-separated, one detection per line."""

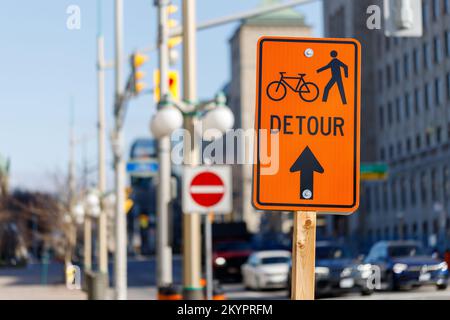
xmin=324 ymin=0 xmax=450 ymax=252
xmin=226 ymin=0 xmax=311 ymax=236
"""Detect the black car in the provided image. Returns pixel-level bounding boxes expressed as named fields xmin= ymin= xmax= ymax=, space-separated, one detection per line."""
xmin=213 ymin=241 xmax=253 ymax=282
xmin=288 ymin=241 xmax=373 ymax=297
xmin=364 ymin=241 xmax=449 ymax=291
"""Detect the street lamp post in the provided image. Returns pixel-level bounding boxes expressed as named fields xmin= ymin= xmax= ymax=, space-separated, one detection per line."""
xmin=96 ymin=0 xmax=109 ymax=299
xmin=182 ymin=0 xmax=203 ymax=300
xmin=113 ymin=0 xmax=127 ymax=300
xmin=151 ymin=92 xmax=234 ymax=300
xmin=83 ymin=214 xmax=92 ymax=272
xmin=155 ymin=0 xmax=174 ymax=294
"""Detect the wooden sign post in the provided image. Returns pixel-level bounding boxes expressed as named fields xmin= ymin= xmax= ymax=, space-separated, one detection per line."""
xmin=291 ymin=211 xmax=316 ymax=300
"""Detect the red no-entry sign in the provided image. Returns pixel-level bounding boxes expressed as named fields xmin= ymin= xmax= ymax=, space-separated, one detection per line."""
xmin=190 ymin=172 xmax=225 ymax=207
xmin=183 ymin=166 xmax=232 ymax=214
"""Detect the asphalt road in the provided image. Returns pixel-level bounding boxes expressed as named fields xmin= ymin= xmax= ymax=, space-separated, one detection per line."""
xmin=222 ymin=283 xmax=450 ymax=300
xmin=1 ymin=257 xmax=449 ymax=300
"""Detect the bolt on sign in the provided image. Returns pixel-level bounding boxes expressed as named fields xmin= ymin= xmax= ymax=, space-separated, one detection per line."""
xmin=252 ymin=37 xmax=361 ymax=213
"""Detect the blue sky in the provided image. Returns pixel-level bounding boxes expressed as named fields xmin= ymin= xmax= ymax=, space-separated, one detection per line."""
xmin=0 ymin=0 xmax=323 ymax=192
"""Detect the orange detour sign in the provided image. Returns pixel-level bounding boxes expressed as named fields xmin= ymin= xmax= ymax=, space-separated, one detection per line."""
xmin=252 ymin=37 xmax=361 ymax=213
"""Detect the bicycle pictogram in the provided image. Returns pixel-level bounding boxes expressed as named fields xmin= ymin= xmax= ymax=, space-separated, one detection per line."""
xmin=266 ymin=72 xmax=320 ymax=103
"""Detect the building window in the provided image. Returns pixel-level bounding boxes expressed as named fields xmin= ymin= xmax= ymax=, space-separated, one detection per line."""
xmin=423 ymin=221 xmax=429 ymax=238
xmin=434 ymin=36 xmax=442 ymax=63
xmin=435 ymin=77 xmax=442 ymax=106
xmin=380 ymin=147 xmax=385 ymax=161
xmin=447 ymin=73 xmax=450 ymax=99
xmin=403 ymin=53 xmax=410 ymax=78
xmin=424 ymin=83 xmax=431 ymax=109
xmin=386 ymin=65 xmax=392 ymax=87
xmin=379 ymin=106 xmax=384 ymax=129
xmin=446 ymin=31 xmax=450 ymax=56
xmin=414 ymin=88 xmax=421 ymax=114
xmin=389 ymin=144 xmax=394 ymax=159
xmin=431 ymin=168 xmax=438 ymax=202
xmin=397 ymin=141 xmax=403 ymax=158
xmin=444 ymin=166 xmax=450 ymax=200
xmin=423 ymin=43 xmax=431 ymax=69
xmin=406 ymin=138 xmax=412 ymax=153
xmin=375 ymin=184 xmax=380 ymax=211
xmin=416 ymin=134 xmax=422 ymax=150
xmin=382 ymin=182 xmax=388 ymax=211
xmin=437 ymin=126 xmax=442 ymax=143
xmin=426 ymin=131 xmax=432 ymax=147
xmin=388 ymin=102 xmax=393 ymax=125
xmin=395 ymin=97 xmax=401 ymax=123
xmin=412 ymin=223 xmax=418 ymax=237
xmin=365 ymin=186 xmax=372 ymax=214
xmin=394 ymin=59 xmax=400 ymax=83
xmin=400 ymin=177 xmax=407 ymax=209
xmin=385 ymin=37 xmax=390 ymax=51
xmin=404 ymin=93 xmax=411 ymax=119
xmin=413 ymin=48 xmax=419 ymax=73
xmin=378 ymin=69 xmax=383 ymax=91
xmin=420 ymin=171 xmax=428 ymax=205
xmin=411 ymin=175 xmax=417 ymax=206
xmin=423 ymin=1 xmax=429 ymax=30
xmin=392 ymin=180 xmax=397 ymax=210
xmin=433 ymin=0 xmax=440 ymax=20
xmin=445 ymin=0 xmax=450 ymax=13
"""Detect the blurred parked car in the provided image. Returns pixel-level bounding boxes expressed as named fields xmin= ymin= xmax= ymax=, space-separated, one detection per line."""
xmin=241 ymin=250 xmax=291 ymax=290
xmin=288 ymin=241 xmax=373 ymax=297
xmin=213 ymin=241 xmax=252 ymax=282
xmin=364 ymin=241 xmax=448 ymax=291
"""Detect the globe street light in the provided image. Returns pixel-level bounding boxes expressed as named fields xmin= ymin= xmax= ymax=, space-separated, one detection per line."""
xmin=150 ymin=90 xmax=235 ymax=299
xmin=85 ymin=189 xmax=101 ymax=219
xmin=150 ymin=99 xmax=184 ymax=139
xmin=73 ymin=203 xmax=85 ymax=225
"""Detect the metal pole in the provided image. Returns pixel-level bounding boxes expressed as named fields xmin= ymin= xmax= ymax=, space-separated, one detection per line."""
xmin=84 ymin=215 xmax=92 ymax=271
xmin=156 ymin=0 xmax=173 ymax=290
xmin=170 ymin=0 xmax=315 ymax=37
xmin=204 ymin=213 xmax=213 ymax=300
xmin=114 ymin=0 xmax=127 ymax=300
xmin=96 ymin=0 xmax=109 ymax=299
xmin=182 ymin=0 xmax=203 ymax=300
xmin=67 ymin=99 xmax=77 ymax=270
xmin=97 ymin=31 xmax=108 ymax=278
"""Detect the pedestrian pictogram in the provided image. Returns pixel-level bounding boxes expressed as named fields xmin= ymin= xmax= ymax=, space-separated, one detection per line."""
xmin=252 ymin=37 xmax=361 ymax=213
xmin=183 ymin=166 xmax=232 ymax=214
xmin=317 ymin=50 xmax=349 ymax=104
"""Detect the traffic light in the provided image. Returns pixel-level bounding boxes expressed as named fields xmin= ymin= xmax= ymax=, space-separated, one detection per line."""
xmin=167 ymin=4 xmax=181 ymax=66
xmin=125 ymin=187 xmax=134 ymax=214
xmin=130 ymin=52 xmax=149 ymax=95
xmin=384 ymin=0 xmax=423 ymax=37
xmin=153 ymin=69 xmax=179 ymax=102
xmin=167 ymin=3 xmax=179 ymax=28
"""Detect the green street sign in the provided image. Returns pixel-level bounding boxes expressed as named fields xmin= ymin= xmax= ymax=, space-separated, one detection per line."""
xmin=360 ymin=163 xmax=388 ymax=181
xmin=360 ymin=163 xmax=388 ymax=174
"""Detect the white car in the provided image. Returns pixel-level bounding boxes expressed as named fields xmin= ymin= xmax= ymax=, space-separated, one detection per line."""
xmin=241 ymin=250 xmax=291 ymax=290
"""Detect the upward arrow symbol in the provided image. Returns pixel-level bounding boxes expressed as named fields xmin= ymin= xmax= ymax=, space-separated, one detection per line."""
xmin=290 ymin=146 xmax=324 ymax=200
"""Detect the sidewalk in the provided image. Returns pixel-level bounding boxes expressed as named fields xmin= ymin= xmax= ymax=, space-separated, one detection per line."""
xmin=0 ymin=261 xmax=158 ymax=300
xmin=0 ymin=262 xmax=86 ymax=300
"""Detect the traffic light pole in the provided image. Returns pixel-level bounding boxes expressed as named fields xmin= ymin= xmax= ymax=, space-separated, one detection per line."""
xmin=182 ymin=0 xmax=203 ymax=300
xmin=113 ymin=0 xmax=127 ymax=300
xmin=156 ymin=0 xmax=173 ymax=291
